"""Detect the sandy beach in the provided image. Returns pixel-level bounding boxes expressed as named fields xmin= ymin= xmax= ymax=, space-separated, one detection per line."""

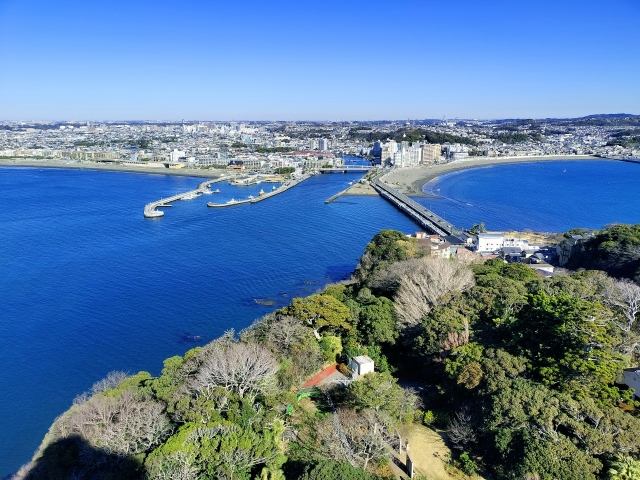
xmin=0 ymin=158 xmax=227 ymax=179
xmin=1 ymin=155 xmax=615 ymax=198
xmin=379 ymin=154 xmax=604 ymax=196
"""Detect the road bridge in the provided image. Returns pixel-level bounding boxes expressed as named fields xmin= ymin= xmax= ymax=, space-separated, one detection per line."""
xmin=371 ymin=177 xmax=468 ymax=242
xmin=318 ymin=165 xmax=372 ymax=173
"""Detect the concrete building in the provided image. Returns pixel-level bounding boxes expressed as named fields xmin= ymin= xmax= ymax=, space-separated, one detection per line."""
xmin=503 ymin=238 xmax=529 ymax=249
xmin=476 ymin=233 xmax=504 ymax=252
xmin=421 ymin=143 xmax=441 ymax=163
xmin=318 ymin=138 xmax=330 ymax=151
xmin=349 ymin=355 xmax=375 ymax=380
xmin=381 ymin=140 xmax=398 ymax=165
xmin=371 ymin=140 xmax=383 ymax=156
xmin=169 ymin=149 xmax=186 ymax=162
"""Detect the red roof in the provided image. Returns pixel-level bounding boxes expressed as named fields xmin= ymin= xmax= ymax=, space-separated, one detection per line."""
xmin=303 ymin=364 xmax=338 ymax=387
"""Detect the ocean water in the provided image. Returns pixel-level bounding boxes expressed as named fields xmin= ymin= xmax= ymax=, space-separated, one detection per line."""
xmin=418 ymin=160 xmax=640 ymax=232
xmin=0 ymin=162 xmax=418 ymax=476
xmin=2 ymin=158 xmax=640 ymax=475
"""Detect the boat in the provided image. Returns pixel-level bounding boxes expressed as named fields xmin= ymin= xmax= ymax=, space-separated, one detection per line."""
xmin=258 ymin=189 xmax=265 ymax=196
xmin=202 ymin=188 xmax=213 ymax=195
xmin=226 ymin=198 xmax=236 ymax=204
xmin=248 ymin=195 xmax=254 ymax=199
xmin=213 ymin=188 xmax=220 ymax=193
xmin=272 ymin=186 xmax=277 ymax=191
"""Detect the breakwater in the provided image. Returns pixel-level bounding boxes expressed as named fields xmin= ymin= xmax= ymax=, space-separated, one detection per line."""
xmin=143 ymin=177 xmax=226 ymax=218
xmin=207 ymin=174 xmax=311 ymax=208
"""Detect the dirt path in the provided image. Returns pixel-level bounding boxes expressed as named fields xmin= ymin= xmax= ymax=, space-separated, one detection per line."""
xmin=388 ymin=424 xmax=454 ymax=480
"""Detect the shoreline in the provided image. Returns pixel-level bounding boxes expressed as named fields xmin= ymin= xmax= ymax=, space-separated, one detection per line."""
xmin=380 ymin=155 xmax=608 ymax=196
xmin=0 ymin=158 xmax=225 ymax=179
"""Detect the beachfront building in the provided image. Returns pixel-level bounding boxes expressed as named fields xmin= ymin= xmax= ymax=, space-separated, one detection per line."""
xmin=381 ymin=140 xmax=398 ymax=165
xmin=421 ymin=143 xmax=441 ymax=163
xmin=169 ymin=149 xmax=186 ymax=162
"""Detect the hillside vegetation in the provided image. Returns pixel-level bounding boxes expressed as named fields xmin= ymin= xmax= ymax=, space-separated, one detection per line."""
xmin=16 ymin=228 xmax=640 ymax=480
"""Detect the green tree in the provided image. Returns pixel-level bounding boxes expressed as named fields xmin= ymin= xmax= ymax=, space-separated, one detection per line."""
xmin=347 ymin=372 xmax=413 ymax=422
xmin=354 ymin=230 xmax=421 ymax=282
xmin=285 ymin=294 xmax=352 ymax=337
xmin=608 ymin=455 xmax=640 ymax=480
xmin=358 ymin=296 xmax=398 ymax=345
xmin=298 ymin=460 xmax=382 ymax=480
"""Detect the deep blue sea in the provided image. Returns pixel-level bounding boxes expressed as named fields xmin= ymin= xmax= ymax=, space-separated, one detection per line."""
xmin=0 ymin=160 xmax=417 ymax=476
xmin=418 ymin=160 xmax=640 ymax=232
xmin=1 ymin=158 xmax=639 ymax=475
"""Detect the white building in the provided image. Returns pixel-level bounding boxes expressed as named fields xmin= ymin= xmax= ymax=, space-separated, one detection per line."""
xmin=381 ymin=140 xmax=397 ymax=165
xmin=476 ymin=233 xmax=504 ymax=252
xmin=169 ymin=149 xmax=186 ymax=162
xmin=503 ymin=238 xmax=529 ymax=249
xmin=349 ymin=355 xmax=375 ymax=380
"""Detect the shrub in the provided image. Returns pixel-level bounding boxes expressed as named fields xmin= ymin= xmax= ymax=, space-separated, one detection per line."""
xmin=319 ymin=335 xmax=342 ymax=363
xmin=458 ymin=451 xmax=478 ymax=476
xmin=423 ymin=410 xmax=436 ymax=425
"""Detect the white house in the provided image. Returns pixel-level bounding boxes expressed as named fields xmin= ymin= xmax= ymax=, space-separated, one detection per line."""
xmin=623 ymin=368 xmax=640 ymax=398
xmin=349 ymin=355 xmax=375 ymax=380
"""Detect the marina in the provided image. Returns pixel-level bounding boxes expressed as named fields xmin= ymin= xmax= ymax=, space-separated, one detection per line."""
xmin=207 ymin=174 xmax=311 ymax=208
xmin=143 ymin=177 xmax=226 ymax=218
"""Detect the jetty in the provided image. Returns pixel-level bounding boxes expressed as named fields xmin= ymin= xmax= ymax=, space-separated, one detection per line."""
xmin=144 ymin=177 xmax=226 ymax=218
xmin=371 ymin=176 xmax=468 ymax=242
xmin=207 ymin=174 xmax=311 ymax=208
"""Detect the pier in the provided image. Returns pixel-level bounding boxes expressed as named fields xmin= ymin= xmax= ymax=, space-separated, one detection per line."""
xmin=143 ymin=177 xmax=226 ymax=218
xmin=207 ymin=174 xmax=311 ymax=208
xmin=371 ymin=177 xmax=467 ymax=241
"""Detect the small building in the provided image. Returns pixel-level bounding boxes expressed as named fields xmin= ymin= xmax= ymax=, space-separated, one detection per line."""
xmin=349 ymin=355 xmax=375 ymax=380
xmin=502 ymin=246 xmax=523 ymax=262
xmin=623 ymin=368 xmax=640 ymax=398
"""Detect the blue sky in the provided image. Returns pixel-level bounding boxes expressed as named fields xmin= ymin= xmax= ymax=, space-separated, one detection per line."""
xmin=0 ymin=0 xmax=638 ymax=120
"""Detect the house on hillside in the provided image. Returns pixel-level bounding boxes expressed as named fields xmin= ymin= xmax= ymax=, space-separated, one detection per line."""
xmin=349 ymin=355 xmax=374 ymax=380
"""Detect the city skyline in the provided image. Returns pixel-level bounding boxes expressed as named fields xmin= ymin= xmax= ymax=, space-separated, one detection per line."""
xmin=1 ymin=0 xmax=639 ymax=120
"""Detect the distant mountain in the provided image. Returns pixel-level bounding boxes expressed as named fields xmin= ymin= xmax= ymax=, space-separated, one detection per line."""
xmin=576 ymin=113 xmax=639 ymax=119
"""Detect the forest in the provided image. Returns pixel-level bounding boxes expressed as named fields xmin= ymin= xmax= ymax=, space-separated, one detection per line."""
xmin=16 ymin=227 xmax=640 ymax=480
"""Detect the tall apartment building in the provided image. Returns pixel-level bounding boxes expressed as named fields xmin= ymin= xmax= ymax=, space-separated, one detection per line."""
xmin=318 ymin=138 xmax=330 ymax=151
xmin=381 ymin=140 xmax=397 ymax=165
xmin=421 ymin=143 xmax=441 ymax=163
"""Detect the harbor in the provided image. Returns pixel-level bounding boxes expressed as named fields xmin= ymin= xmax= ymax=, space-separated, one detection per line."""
xmin=144 ymin=173 xmax=312 ymax=216
xmin=207 ymin=174 xmax=311 ymax=208
xmin=143 ymin=177 xmax=226 ymax=218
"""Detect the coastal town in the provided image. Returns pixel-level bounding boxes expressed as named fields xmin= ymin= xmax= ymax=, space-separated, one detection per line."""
xmin=1 ymin=115 xmax=639 ymax=173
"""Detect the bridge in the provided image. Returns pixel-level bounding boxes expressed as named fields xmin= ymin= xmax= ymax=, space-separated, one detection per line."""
xmin=371 ymin=177 xmax=468 ymax=242
xmin=318 ymin=165 xmax=373 ymax=173
xmin=143 ymin=177 xmax=225 ymax=218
